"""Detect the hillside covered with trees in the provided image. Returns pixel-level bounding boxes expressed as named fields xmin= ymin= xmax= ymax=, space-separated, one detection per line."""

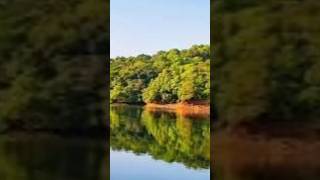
xmin=111 ymin=45 xmax=210 ymax=104
xmin=0 ymin=0 xmax=108 ymax=133
xmin=213 ymin=0 xmax=320 ymax=125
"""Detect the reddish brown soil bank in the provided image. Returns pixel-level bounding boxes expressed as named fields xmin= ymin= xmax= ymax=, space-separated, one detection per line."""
xmin=145 ymin=101 xmax=210 ymax=117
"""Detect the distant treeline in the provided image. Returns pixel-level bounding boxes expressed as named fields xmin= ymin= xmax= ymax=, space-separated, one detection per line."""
xmin=111 ymin=45 xmax=210 ymax=104
xmin=0 ymin=0 xmax=108 ymax=132
xmin=213 ymin=0 xmax=320 ymax=125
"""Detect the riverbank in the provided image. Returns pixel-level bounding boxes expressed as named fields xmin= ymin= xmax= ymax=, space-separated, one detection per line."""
xmin=0 ymin=131 xmax=108 ymax=143
xmin=111 ymin=101 xmax=210 ymax=117
xmin=214 ymin=125 xmax=320 ymax=152
xmin=0 ymin=126 xmax=108 ymax=139
xmin=215 ymin=120 xmax=320 ymax=140
xmin=145 ymin=101 xmax=210 ymax=117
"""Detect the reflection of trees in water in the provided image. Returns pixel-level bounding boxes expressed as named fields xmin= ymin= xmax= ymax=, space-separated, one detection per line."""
xmin=215 ymin=151 xmax=320 ymax=180
xmin=213 ymin=136 xmax=320 ymax=180
xmin=110 ymin=106 xmax=210 ymax=169
xmin=0 ymin=138 xmax=107 ymax=180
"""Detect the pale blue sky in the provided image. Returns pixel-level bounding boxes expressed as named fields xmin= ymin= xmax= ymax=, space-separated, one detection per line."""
xmin=111 ymin=0 xmax=210 ymax=58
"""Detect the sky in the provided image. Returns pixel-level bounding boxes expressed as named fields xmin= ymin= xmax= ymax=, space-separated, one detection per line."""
xmin=111 ymin=0 xmax=210 ymax=58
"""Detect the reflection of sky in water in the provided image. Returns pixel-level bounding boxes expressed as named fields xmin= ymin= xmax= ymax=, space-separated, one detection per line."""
xmin=110 ymin=150 xmax=210 ymax=180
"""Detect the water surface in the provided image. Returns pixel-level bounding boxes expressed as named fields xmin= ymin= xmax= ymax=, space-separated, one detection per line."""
xmin=0 ymin=135 xmax=107 ymax=180
xmin=110 ymin=105 xmax=210 ymax=180
xmin=214 ymin=134 xmax=320 ymax=180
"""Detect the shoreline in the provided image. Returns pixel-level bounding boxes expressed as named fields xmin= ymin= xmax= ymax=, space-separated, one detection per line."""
xmin=0 ymin=127 xmax=108 ymax=139
xmin=214 ymin=120 xmax=320 ymax=140
xmin=145 ymin=102 xmax=210 ymax=116
xmin=111 ymin=101 xmax=210 ymax=117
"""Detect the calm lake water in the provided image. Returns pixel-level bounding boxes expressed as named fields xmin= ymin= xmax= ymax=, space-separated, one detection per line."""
xmin=110 ymin=105 xmax=210 ymax=180
xmin=1 ymin=106 xmax=317 ymax=180
xmin=0 ymin=135 xmax=108 ymax=180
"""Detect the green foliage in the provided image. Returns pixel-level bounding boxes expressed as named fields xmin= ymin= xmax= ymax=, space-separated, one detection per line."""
xmin=111 ymin=45 xmax=210 ymax=104
xmin=213 ymin=0 xmax=320 ymax=124
xmin=110 ymin=55 xmax=156 ymax=103
xmin=178 ymin=62 xmax=210 ymax=101
xmin=0 ymin=0 xmax=108 ymax=131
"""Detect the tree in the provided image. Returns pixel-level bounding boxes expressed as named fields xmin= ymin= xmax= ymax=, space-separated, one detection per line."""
xmin=111 ymin=45 xmax=210 ymax=104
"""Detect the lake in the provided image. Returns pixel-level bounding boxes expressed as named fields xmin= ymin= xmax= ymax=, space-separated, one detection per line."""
xmin=1 ymin=105 xmax=317 ymax=180
xmin=0 ymin=135 xmax=108 ymax=180
xmin=110 ymin=105 xmax=211 ymax=180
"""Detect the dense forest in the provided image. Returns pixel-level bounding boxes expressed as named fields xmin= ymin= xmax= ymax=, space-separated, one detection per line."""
xmin=0 ymin=0 xmax=108 ymax=132
xmin=111 ymin=45 xmax=210 ymax=104
xmin=213 ymin=0 xmax=320 ymax=125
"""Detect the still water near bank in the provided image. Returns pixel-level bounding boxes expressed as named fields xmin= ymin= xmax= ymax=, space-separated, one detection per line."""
xmin=213 ymin=133 xmax=320 ymax=180
xmin=0 ymin=135 xmax=108 ymax=180
xmin=110 ymin=105 xmax=210 ymax=180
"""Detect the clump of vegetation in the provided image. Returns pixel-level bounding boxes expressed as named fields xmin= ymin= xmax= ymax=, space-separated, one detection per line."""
xmin=213 ymin=0 xmax=320 ymax=124
xmin=0 ymin=0 xmax=108 ymax=131
xmin=111 ymin=45 xmax=210 ymax=104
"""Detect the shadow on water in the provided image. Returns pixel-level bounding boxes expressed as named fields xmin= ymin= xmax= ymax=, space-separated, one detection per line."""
xmin=0 ymin=135 xmax=108 ymax=180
